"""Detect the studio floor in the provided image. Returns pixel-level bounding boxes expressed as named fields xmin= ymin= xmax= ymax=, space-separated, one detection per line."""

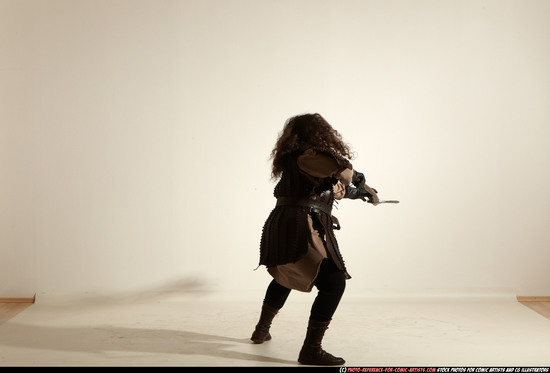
xmin=0 ymin=289 xmax=549 ymax=367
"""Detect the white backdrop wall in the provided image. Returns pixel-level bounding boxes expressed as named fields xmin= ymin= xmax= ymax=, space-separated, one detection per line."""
xmin=1 ymin=0 xmax=549 ymax=298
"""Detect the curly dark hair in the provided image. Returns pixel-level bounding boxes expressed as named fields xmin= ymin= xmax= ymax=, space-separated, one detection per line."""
xmin=270 ymin=113 xmax=354 ymax=179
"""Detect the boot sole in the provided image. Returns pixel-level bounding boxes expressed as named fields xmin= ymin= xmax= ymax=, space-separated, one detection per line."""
xmin=298 ymin=359 xmax=345 ymax=366
xmin=250 ymin=334 xmax=272 ymax=344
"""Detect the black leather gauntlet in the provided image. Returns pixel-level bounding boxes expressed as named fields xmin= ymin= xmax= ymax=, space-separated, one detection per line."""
xmin=351 ymin=170 xmax=366 ymax=188
xmin=344 ymin=185 xmax=372 ymax=201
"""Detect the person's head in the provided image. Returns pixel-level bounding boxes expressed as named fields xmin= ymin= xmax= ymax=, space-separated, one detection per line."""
xmin=270 ymin=113 xmax=353 ymax=179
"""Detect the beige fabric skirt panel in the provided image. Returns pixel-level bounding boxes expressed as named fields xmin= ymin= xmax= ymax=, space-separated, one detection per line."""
xmin=267 ymin=214 xmax=327 ymax=292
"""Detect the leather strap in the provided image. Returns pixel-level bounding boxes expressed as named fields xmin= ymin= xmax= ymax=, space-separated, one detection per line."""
xmin=276 ymin=197 xmax=332 ymax=216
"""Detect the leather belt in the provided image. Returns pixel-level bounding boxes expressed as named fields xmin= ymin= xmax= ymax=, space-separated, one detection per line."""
xmin=276 ymin=197 xmax=332 ymax=216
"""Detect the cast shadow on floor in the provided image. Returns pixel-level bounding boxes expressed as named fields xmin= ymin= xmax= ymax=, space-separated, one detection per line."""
xmin=0 ymin=322 xmax=297 ymax=365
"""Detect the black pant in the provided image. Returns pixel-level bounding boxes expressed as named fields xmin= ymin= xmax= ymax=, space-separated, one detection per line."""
xmin=263 ymin=258 xmax=346 ymax=322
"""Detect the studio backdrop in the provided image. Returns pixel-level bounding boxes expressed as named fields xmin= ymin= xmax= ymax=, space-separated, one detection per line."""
xmin=1 ymin=0 xmax=549 ymax=298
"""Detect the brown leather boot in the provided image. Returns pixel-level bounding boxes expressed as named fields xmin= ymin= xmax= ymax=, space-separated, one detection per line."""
xmin=250 ymin=302 xmax=279 ymax=344
xmin=298 ymin=319 xmax=345 ymax=366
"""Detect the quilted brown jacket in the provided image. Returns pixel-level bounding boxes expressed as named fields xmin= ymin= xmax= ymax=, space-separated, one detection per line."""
xmin=258 ymin=149 xmax=352 ymax=279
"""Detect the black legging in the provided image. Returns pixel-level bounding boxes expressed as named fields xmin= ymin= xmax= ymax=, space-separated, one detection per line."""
xmin=263 ymin=258 xmax=346 ymax=322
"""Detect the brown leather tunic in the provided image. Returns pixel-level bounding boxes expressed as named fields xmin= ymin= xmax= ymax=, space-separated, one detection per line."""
xmin=258 ymin=149 xmax=353 ymax=292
